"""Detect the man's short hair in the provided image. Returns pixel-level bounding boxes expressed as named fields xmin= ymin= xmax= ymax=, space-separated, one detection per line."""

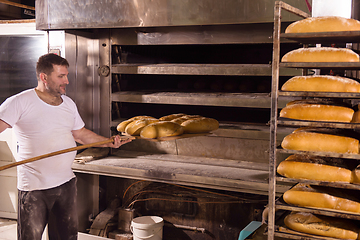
xmin=36 ymin=53 xmax=69 ymax=79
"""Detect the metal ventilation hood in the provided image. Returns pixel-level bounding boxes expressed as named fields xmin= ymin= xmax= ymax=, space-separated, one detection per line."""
xmin=35 ymin=0 xmax=311 ymax=30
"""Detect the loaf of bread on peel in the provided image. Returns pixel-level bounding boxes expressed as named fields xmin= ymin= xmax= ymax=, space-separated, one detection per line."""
xmin=285 ymin=16 xmax=360 ymax=33
xmin=279 ymin=102 xmax=354 ymax=122
xmin=281 ymin=129 xmax=359 ymax=154
xmin=170 ymin=115 xmax=203 ymax=124
xmin=283 ymin=183 xmax=360 ymax=213
xmin=140 ymin=121 xmax=184 ymax=139
xmin=117 ymin=116 xmax=157 ymax=132
xmin=125 ymin=119 xmax=159 ymax=136
xmin=277 ymin=155 xmax=353 ymax=183
xmin=281 ymin=75 xmax=360 ymax=93
xmin=284 ymin=211 xmax=360 ymax=240
xmin=181 ymin=117 xmax=219 ymax=133
xmin=281 ymin=47 xmax=359 ymax=62
xmin=159 ymin=113 xmax=187 ymax=121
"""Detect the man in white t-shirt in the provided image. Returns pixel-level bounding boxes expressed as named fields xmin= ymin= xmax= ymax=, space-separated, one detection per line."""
xmin=0 ymin=53 xmax=132 ymax=240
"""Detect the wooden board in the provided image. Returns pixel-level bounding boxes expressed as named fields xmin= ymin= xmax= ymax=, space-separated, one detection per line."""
xmin=121 ymin=132 xmax=213 ymax=142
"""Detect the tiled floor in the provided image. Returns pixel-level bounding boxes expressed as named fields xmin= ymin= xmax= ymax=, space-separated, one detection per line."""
xmin=0 ymin=219 xmax=110 ymax=239
xmin=0 ymin=219 xmax=17 ymax=240
xmin=0 ymin=219 xmax=48 ymax=240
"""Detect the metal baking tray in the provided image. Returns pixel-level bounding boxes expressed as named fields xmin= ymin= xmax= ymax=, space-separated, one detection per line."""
xmin=267 ymin=209 xmax=360 ymax=240
xmin=276 ymin=148 xmax=360 ymax=160
xmin=280 ymin=62 xmax=360 ymax=70
xmin=278 ymin=90 xmax=360 ymax=99
xmin=281 ymin=31 xmax=360 ymax=44
xmin=277 ymin=118 xmax=360 ymax=130
xmin=275 ymin=225 xmax=350 ymax=240
xmin=276 ymin=197 xmax=360 ymax=221
xmin=276 ymin=175 xmax=360 ymax=191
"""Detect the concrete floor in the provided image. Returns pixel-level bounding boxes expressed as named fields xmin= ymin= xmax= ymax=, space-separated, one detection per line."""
xmin=0 ymin=219 xmax=17 ymax=240
xmin=0 ymin=218 xmax=110 ymax=240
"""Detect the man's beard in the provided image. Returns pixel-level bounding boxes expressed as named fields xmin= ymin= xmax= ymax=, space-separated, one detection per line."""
xmin=46 ymin=84 xmax=66 ymax=96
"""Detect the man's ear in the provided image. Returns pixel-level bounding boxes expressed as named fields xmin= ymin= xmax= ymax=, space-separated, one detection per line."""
xmin=39 ymin=73 xmax=47 ymax=83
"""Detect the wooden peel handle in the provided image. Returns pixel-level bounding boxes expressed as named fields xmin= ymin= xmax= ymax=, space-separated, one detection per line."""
xmin=0 ymin=138 xmax=116 ymax=172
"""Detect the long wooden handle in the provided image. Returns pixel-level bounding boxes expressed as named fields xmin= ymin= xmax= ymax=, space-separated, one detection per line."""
xmin=0 ymin=138 xmax=115 ymax=172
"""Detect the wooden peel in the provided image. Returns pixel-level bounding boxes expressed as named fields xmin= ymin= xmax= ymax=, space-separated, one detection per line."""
xmin=0 ymin=136 xmax=132 ymax=172
xmin=121 ymin=132 xmax=212 ymax=141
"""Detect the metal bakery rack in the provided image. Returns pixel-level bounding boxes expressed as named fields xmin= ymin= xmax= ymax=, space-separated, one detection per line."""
xmin=269 ymin=1 xmax=360 ymax=240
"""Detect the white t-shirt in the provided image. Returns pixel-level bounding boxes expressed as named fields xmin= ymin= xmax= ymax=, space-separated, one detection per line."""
xmin=0 ymin=89 xmax=85 ymax=191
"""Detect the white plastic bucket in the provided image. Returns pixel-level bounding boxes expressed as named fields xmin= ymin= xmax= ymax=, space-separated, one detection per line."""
xmin=131 ymin=216 xmax=164 ymax=240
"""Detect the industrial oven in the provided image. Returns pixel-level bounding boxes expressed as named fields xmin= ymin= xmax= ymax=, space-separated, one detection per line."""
xmin=33 ymin=0 xmax=313 ymax=239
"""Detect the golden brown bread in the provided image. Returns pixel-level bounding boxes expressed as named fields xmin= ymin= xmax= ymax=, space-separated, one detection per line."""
xmin=277 ymin=155 xmax=353 ymax=183
xmin=281 ymin=130 xmax=359 ymax=154
xmin=283 ymin=184 xmax=360 ymax=213
xmin=351 ymin=110 xmax=360 ymax=123
xmin=284 ymin=211 xmax=360 ymax=239
xmin=170 ymin=115 xmax=202 ymax=124
xmin=125 ymin=119 xmax=159 ymax=136
xmin=159 ymin=113 xmax=187 ymax=121
xmin=281 ymin=75 xmax=360 ymax=93
xmin=140 ymin=121 xmax=184 ymax=139
xmin=117 ymin=119 xmax=134 ymax=132
xmin=279 ymin=102 xmax=354 ymax=123
xmin=351 ymin=164 xmax=360 ymax=185
xmin=180 ymin=117 xmax=219 ymax=133
xmin=281 ymin=47 xmax=359 ymax=62
xmin=117 ymin=116 xmax=157 ymax=132
xmin=285 ymin=16 xmax=360 ymax=33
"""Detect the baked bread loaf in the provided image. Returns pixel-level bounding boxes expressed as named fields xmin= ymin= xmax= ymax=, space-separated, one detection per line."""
xmin=352 ymin=110 xmax=360 ymax=123
xmin=285 ymin=16 xmax=360 ymax=33
xmin=281 ymin=47 xmax=359 ymax=62
xmin=117 ymin=116 xmax=157 ymax=132
xmin=277 ymin=155 xmax=353 ymax=183
xmin=284 ymin=211 xmax=360 ymax=240
xmin=281 ymin=75 xmax=360 ymax=93
xmin=350 ymin=162 xmax=360 ymax=184
xmin=279 ymin=102 xmax=354 ymax=122
xmin=140 ymin=121 xmax=184 ymax=139
xmin=125 ymin=119 xmax=159 ymax=136
xmin=181 ymin=117 xmax=219 ymax=133
xmin=159 ymin=113 xmax=187 ymax=121
xmin=283 ymin=183 xmax=360 ymax=213
xmin=170 ymin=115 xmax=202 ymax=124
xmin=281 ymin=129 xmax=359 ymax=154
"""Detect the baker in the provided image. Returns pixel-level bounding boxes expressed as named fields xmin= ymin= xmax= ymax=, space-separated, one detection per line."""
xmin=0 ymin=53 xmax=132 ymax=240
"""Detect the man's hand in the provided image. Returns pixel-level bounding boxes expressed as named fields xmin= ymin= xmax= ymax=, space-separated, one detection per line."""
xmin=72 ymin=127 xmax=134 ymax=148
xmin=110 ymin=135 xmax=134 ymax=148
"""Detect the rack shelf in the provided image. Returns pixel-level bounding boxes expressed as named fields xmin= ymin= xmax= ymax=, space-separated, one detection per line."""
xmin=279 ymin=91 xmax=360 ymax=98
xmin=281 ymin=31 xmax=360 ymax=44
xmin=72 ymin=150 xmax=293 ymax=196
xmin=269 ymin=1 xmax=360 ymax=240
xmin=276 ymin=176 xmax=360 ymax=191
xmin=274 ymin=226 xmax=346 ymax=240
xmin=112 ymin=63 xmax=301 ymax=76
xmin=280 ymin=62 xmax=360 ymax=69
xmin=278 ymin=118 xmax=360 ymax=130
xmin=275 ymin=198 xmax=360 ymax=221
xmin=111 ymin=91 xmax=295 ymax=108
xmin=277 ymin=148 xmax=360 ymax=162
